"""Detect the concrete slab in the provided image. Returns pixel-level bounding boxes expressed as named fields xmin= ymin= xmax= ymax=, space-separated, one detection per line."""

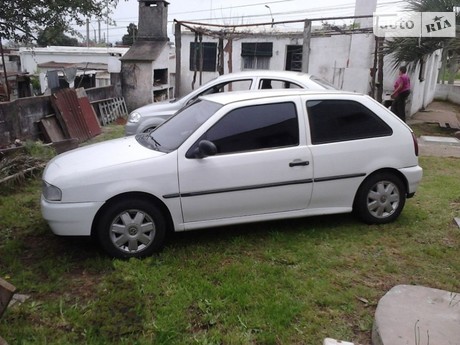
xmin=323 ymin=338 xmax=354 ymax=345
xmin=372 ymin=285 xmax=460 ymax=345
xmin=420 ymin=136 xmax=460 ymax=145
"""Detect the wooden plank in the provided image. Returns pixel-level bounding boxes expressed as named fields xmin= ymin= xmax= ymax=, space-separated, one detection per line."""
xmin=75 ymin=88 xmax=101 ymax=137
xmin=39 ymin=116 xmax=66 ymax=143
xmin=0 ymin=278 xmax=16 ymax=319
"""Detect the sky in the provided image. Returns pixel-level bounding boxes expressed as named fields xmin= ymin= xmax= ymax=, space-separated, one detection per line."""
xmin=81 ymin=0 xmax=406 ymax=44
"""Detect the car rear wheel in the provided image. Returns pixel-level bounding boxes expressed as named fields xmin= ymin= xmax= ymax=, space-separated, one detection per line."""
xmin=96 ymin=198 xmax=166 ymax=259
xmin=354 ymin=172 xmax=406 ymax=224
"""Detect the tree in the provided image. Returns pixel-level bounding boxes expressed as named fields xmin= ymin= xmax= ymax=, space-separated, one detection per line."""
xmin=0 ymin=0 xmax=120 ymax=43
xmin=122 ymin=23 xmax=138 ymax=46
xmin=37 ymin=25 xmax=79 ymax=47
xmin=0 ymin=0 xmax=122 ymax=100
xmin=383 ymin=0 xmax=459 ymax=77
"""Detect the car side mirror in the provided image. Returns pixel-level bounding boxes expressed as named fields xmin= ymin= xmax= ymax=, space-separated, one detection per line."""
xmin=194 ymin=140 xmax=217 ymax=158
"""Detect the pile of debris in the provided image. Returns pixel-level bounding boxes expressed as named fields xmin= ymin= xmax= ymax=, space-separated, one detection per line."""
xmin=0 ymin=141 xmax=55 ymax=187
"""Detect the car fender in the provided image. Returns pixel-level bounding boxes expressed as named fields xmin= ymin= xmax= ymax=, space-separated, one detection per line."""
xmin=137 ymin=115 xmax=171 ymax=133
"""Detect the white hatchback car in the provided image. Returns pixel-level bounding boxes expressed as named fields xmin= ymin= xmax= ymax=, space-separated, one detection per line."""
xmin=42 ymin=90 xmax=422 ymax=258
xmin=124 ymin=70 xmax=336 ymax=135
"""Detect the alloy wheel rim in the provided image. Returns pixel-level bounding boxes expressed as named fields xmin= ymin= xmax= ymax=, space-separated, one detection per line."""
xmin=109 ymin=209 xmax=156 ymax=253
xmin=366 ymin=181 xmax=400 ymax=219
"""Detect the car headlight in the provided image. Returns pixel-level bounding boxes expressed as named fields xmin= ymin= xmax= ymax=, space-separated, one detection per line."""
xmin=42 ymin=181 xmax=62 ymax=201
xmin=128 ymin=112 xmax=142 ymax=123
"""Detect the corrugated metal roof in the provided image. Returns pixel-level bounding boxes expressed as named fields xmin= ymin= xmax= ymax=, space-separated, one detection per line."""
xmin=51 ymin=88 xmax=101 ymax=142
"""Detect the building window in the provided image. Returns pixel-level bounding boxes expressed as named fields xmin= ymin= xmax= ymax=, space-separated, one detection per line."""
xmin=241 ymin=42 xmax=273 ymax=70
xmin=190 ymin=42 xmax=217 ymax=72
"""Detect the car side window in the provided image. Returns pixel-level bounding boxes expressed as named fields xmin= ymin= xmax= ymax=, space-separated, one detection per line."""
xmin=190 ymin=102 xmax=299 ymax=156
xmin=201 ymin=80 xmax=253 ymax=95
xmin=259 ymin=79 xmax=302 ymax=89
xmin=306 ymin=100 xmax=393 ymax=145
xmin=186 ymin=80 xmax=253 ymax=106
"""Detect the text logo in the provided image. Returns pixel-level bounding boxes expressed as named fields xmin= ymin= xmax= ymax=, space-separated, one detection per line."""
xmin=373 ymin=12 xmax=456 ymax=38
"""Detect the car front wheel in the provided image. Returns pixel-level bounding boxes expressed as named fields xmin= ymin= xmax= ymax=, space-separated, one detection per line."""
xmin=354 ymin=172 xmax=406 ymax=224
xmin=96 ymin=198 xmax=166 ymax=259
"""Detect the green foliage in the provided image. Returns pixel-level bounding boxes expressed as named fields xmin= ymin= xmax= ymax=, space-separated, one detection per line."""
xmin=0 ymin=125 xmax=459 ymax=344
xmin=37 ymin=25 xmax=79 ymax=47
xmin=384 ymin=0 xmax=460 ymax=68
xmin=0 ymin=0 xmax=121 ymax=43
xmin=122 ymin=23 xmax=138 ymax=46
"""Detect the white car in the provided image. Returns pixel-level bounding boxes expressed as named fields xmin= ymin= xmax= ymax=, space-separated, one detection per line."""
xmin=124 ymin=70 xmax=336 ymax=135
xmin=42 ymin=90 xmax=422 ymax=259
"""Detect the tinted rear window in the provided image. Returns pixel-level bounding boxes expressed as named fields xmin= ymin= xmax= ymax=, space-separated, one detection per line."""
xmin=307 ymin=100 xmax=392 ymax=144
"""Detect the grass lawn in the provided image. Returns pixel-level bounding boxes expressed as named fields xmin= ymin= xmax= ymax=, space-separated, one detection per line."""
xmin=0 ymin=124 xmax=459 ymax=344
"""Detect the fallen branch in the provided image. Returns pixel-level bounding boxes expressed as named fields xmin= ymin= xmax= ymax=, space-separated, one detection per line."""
xmin=0 ymin=164 xmax=46 ymax=186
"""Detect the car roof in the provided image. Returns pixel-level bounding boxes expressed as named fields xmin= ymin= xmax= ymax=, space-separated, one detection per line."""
xmin=199 ymin=89 xmax=361 ymax=105
xmin=213 ymin=70 xmax=314 ymax=80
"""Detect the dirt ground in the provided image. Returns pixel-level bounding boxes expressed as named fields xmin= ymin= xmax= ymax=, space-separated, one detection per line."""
xmin=408 ymin=101 xmax=460 ymax=158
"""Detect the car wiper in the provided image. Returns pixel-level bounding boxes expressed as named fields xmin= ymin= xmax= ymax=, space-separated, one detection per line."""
xmin=149 ymin=135 xmax=161 ymax=148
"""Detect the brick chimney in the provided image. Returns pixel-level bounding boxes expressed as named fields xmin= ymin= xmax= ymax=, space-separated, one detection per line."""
xmin=120 ymin=0 xmax=172 ymax=111
xmin=137 ymin=0 xmax=169 ymax=41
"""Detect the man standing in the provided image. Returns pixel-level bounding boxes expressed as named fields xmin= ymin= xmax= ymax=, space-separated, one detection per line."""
xmin=391 ymin=66 xmax=411 ymax=122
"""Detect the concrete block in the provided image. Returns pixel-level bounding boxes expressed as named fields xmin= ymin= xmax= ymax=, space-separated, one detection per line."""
xmin=0 ymin=278 xmax=16 ymax=319
xmin=373 ymin=285 xmax=460 ymax=345
xmin=323 ymin=338 xmax=354 ymax=345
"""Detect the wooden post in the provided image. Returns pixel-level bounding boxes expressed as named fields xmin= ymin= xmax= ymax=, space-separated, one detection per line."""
xmin=0 ymin=37 xmax=10 ymax=101
xmin=218 ymin=37 xmax=224 ymax=75
xmin=199 ymin=33 xmax=203 ymax=86
xmin=301 ymin=19 xmax=311 ymax=74
xmin=0 ymin=278 xmax=16 ymax=319
xmin=377 ymin=37 xmax=384 ymax=103
xmin=174 ymin=21 xmax=182 ymax=99
xmin=191 ymin=32 xmax=198 ymax=90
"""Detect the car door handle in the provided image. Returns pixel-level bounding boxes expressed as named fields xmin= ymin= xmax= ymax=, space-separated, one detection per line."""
xmin=289 ymin=160 xmax=310 ymax=167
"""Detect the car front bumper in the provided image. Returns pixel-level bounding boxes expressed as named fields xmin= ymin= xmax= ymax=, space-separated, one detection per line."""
xmin=124 ymin=121 xmax=139 ymax=136
xmin=41 ymin=196 xmax=104 ymax=236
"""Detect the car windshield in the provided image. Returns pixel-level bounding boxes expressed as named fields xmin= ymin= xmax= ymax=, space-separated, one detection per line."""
xmin=136 ymin=99 xmax=222 ymax=152
xmin=310 ymin=76 xmax=337 ymax=90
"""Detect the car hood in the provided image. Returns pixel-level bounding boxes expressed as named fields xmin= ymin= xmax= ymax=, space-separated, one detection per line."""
xmin=43 ymin=136 xmax=165 ymax=184
xmin=134 ymin=99 xmax=183 ymax=116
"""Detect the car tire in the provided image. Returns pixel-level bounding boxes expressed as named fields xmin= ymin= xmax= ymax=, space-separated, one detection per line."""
xmin=96 ymin=198 xmax=166 ymax=259
xmin=354 ymin=172 xmax=406 ymax=224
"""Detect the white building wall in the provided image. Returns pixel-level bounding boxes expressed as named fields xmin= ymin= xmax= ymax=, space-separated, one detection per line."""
xmin=383 ymin=49 xmax=442 ymax=116
xmin=178 ymin=32 xmax=375 ymax=96
xmin=19 ymin=46 xmax=128 ymax=74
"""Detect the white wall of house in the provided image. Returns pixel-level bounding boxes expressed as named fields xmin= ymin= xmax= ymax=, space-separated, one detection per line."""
xmin=19 ymin=46 xmax=128 ymax=93
xmin=178 ymin=30 xmax=441 ymax=117
xmin=383 ymin=49 xmax=442 ymax=116
xmin=19 ymin=46 xmax=128 ymax=74
xmin=435 ymin=84 xmax=460 ymax=104
xmin=178 ymin=31 xmax=376 ymax=97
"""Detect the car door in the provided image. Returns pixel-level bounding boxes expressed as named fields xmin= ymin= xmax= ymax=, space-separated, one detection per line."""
xmin=304 ymin=97 xmax=394 ymax=210
xmin=176 ymin=98 xmax=313 ymax=224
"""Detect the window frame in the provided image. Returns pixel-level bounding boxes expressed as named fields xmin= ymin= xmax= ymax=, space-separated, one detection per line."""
xmin=241 ymin=42 xmax=273 ymax=70
xmin=306 ymin=99 xmax=393 ymax=145
xmin=189 ymin=42 xmax=218 ymax=72
xmin=187 ymin=101 xmax=300 ymax=157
